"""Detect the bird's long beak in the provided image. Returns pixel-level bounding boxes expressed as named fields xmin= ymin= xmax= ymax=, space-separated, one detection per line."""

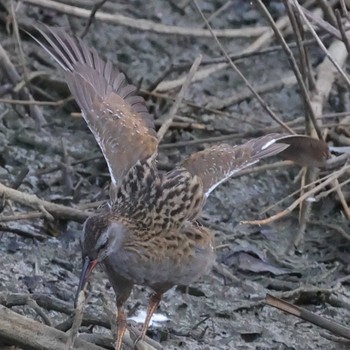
xmin=74 ymin=256 xmax=98 ymax=308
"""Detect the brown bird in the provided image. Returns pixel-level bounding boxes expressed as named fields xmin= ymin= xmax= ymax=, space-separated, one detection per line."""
xmin=32 ymin=26 xmax=329 ymax=350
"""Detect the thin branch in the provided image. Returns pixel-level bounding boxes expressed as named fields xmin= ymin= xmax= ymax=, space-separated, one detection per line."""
xmin=80 ymin=0 xmax=108 ymax=38
xmin=334 ymin=9 xmax=350 ymax=55
xmin=266 ymin=294 xmax=350 ymax=340
xmin=241 ymin=165 xmax=349 ymax=225
xmin=21 ymin=0 xmax=268 ymax=38
xmin=0 ymin=305 xmax=105 ymax=350
xmin=290 ymin=0 xmax=350 ymax=88
xmin=192 ymin=0 xmax=294 ymax=134
xmin=157 ymin=55 xmax=202 ymax=141
xmin=0 ymin=182 xmax=88 ymax=222
xmin=254 ymin=0 xmax=322 ymax=139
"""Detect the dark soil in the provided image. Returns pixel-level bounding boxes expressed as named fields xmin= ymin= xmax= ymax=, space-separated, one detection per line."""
xmin=0 ymin=1 xmax=349 ymax=350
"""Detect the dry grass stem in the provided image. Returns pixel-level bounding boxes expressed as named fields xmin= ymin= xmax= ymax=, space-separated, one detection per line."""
xmin=157 ymin=55 xmax=202 ymax=141
xmin=22 ymin=0 xmax=267 ymax=38
xmin=241 ymin=165 xmax=349 ymax=225
xmin=290 ymin=0 xmax=350 ymax=88
xmin=192 ymin=0 xmax=294 ymax=134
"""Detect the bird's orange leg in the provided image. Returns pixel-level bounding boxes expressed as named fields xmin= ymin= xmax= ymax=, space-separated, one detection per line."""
xmin=134 ymin=292 xmax=162 ymax=347
xmin=115 ymin=307 xmax=127 ymax=350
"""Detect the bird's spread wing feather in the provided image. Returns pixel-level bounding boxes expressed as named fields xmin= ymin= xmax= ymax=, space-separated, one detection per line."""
xmin=32 ymin=26 xmax=158 ymax=187
xmin=272 ymin=134 xmax=330 ymax=167
xmin=183 ymin=133 xmax=329 ymax=197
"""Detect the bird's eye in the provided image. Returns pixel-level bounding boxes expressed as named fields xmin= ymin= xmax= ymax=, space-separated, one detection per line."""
xmin=95 ymin=231 xmax=109 ymax=254
xmin=97 ymin=240 xmax=108 ymax=253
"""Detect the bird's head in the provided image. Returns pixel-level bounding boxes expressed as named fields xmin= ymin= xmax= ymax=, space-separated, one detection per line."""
xmin=74 ymin=215 xmax=127 ymax=307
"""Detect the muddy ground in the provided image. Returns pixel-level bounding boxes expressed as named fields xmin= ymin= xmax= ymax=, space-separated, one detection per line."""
xmin=0 ymin=1 xmax=349 ymax=350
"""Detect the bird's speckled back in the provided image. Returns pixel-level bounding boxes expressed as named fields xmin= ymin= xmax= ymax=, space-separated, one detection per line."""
xmin=112 ymin=158 xmax=205 ymax=232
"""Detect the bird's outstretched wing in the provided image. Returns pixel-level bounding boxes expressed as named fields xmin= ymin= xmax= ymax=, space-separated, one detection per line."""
xmin=272 ymin=134 xmax=329 ymax=166
xmin=32 ymin=25 xmax=158 ymax=187
xmin=183 ymin=134 xmax=329 ymax=197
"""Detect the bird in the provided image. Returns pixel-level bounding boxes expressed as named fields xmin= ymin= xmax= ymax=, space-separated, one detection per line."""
xmin=31 ymin=25 xmax=330 ymax=350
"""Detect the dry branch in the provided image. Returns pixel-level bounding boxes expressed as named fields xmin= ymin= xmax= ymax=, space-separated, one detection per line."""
xmin=207 ymin=74 xmax=297 ymax=110
xmin=266 ymin=294 xmax=350 ymax=340
xmin=157 ymin=55 xmax=202 ymax=141
xmin=296 ymin=37 xmax=350 ymax=236
xmin=0 ymin=183 xmax=88 ymax=222
xmin=0 ymin=43 xmax=46 ymax=125
xmin=0 ymin=305 xmax=105 ymax=350
xmin=192 ymin=0 xmax=293 ymax=133
xmin=291 ymin=0 xmax=350 ymax=87
xmin=155 ymin=2 xmax=323 ymax=92
xmin=241 ymin=165 xmax=349 ymax=225
xmin=22 ymin=0 xmax=267 ymax=38
xmin=156 ymin=14 xmax=290 ymax=92
xmin=255 ymin=0 xmax=322 ymax=139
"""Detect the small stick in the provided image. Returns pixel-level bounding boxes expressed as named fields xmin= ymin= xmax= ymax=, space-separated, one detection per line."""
xmin=0 ymin=305 xmax=105 ymax=350
xmin=313 ymin=0 xmax=337 ymax=28
xmin=21 ymin=0 xmax=267 ymax=38
xmin=340 ymin=0 xmax=349 ymax=18
xmin=242 ymin=165 xmax=349 ymax=225
xmin=0 ymin=223 xmax=46 ymax=240
xmin=66 ymin=291 xmax=87 ymax=350
xmin=290 ymin=0 xmax=350 ymax=88
xmin=148 ymin=35 xmax=329 ymax=78
xmin=0 ymin=44 xmax=46 ymax=125
xmin=0 ymin=97 xmax=70 ymax=106
xmin=203 ymin=0 xmax=232 ymax=27
xmin=266 ymin=294 xmax=350 ymax=340
xmin=334 ymin=9 xmax=350 ymax=55
xmin=254 ymin=0 xmax=321 ymax=138
xmin=207 ymin=74 xmax=297 ymax=110
xmin=80 ymin=0 xmax=108 ymax=38
xmin=300 ymin=6 xmax=342 ymax=40
xmin=261 ymin=168 xmax=341 ymax=215
xmin=329 ymin=179 xmax=350 ymax=219
xmin=60 ymin=139 xmax=75 ymax=197
xmin=0 ymin=182 xmax=87 ymax=222
xmin=157 ymin=55 xmax=202 ymax=141
xmin=192 ymin=0 xmax=294 ymax=134
xmin=308 ymin=221 xmax=350 ymax=241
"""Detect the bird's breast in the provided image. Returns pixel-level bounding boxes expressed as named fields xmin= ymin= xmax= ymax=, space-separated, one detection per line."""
xmin=103 ymin=222 xmax=215 ymax=289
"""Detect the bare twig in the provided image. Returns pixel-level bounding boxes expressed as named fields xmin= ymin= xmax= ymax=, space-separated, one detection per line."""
xmin=0 ymin=223 xmax=46 ymax=240
xmin=254 ymin=0 xmax=321 ymax=138
xmin=192 ymin=0 xmax=294 ymax=134
xmin=241 ymin=165 xmax=349 ymax=225
xmin=0 ymin=96 xmax=70 ymax=106
xmin=334 ymin=9 xmax=350 ymax=55
xmin=0 ymin=182 xmax=88 ymax=222
xmin=266 ymin=294 xmax=350 ymax=340
xmin=301 ymin=4 xmax=340 ymax=38
xmin=0 ymin=305 xmax=105 ymax=350
xmin=80 ymin=0 xmax=108 ymax=38
xmin=157 ymin=55 xmax=202 ymax=141
xmin=340 ymin=0 xmax=349 ymax=18
xmin=21 ymin=0 xmax=267 ymax=38
xmin=207 ymin=74 xmax=297 ymax=110
xmin=317 ymin=0 xmax=337 ymax=27
xmin=156 ymin=12 xmax=291 ymax=92
xmin=308 ymin=221 xmax=350 ymax=241
xmin=334 ymin=182 xmax=350 ymax=218
xmin=66 ymin=292 xmax=87 ymax=350
xmin=0 ymin=43 xmax=46 ymax=125
xmin=204 ymin=1 xmax=232 ymax=26
xmin=290 ymin=0 xmax=350 ymax=88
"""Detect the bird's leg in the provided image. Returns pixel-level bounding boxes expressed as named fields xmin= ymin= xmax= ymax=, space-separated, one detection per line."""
xmin=115 ymin=306 xmax=127 ymax=350
xmin=134 ymin=292 xmax=162 ymax=348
